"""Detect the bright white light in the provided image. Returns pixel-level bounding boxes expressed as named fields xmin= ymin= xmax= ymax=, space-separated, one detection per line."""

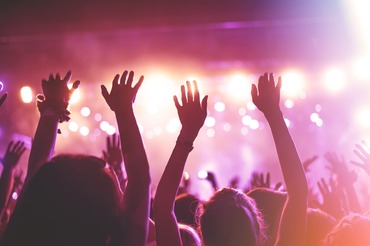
xmin=247 ymin=101 xmax=257 ymax=111
xmin=198 ymin=170 xmax=208 ymax=179
xmin=281 ymin=71 xmax=305 ymax=98
xmin=153 ymin=127 xmax=162 ymax=135
xmin=94 ymin=113 xmax=102 ymax=122
xmin=145 ymin=130 xmax=154 ymax=139
xmin=140 ymin=74 xmax=176 ymax=109
xmin=284 ymin=99 xmax=295 ymax=109
xmin=214 ymin=102 xmax=226 ymax=112
xmin=227 ymin=73 xmax=250 ymax=102
xmin=20 ymin=86 xmax=33 ymax=103
xmin=223 ymin=123 xmax=232 ymax=132
xmin=206 ymin=129 xmax=215 ymax=137
xmin=249 ymin=120 xmax=259 ymax=130
xmin=80 ymin=107 xmax=91 ymax=117
xmin=346 ymin=0 xmax=370 ymax=52
xmin=323 ymin=68 xmax=346 ymax=93
xmin=357 ymin=109 xmax=370 ymax=127
xmin=316 ymin=119 xmax=323 ymax=127
xmin=205 ymin=117 xmax=216 ymax=127
xmin=68 ymin=122 xmax=79 ymax=132
xmin=310 ymin=113 xmax=320 ymax=122
xmin=100 ymin=121 xmax=110 ymax=131
xmin=239 ymin=107 xmax=247 ymax=116
xmin=80 ymin=126 xmax=89 ymax=136
xmin=0 ymin=81 xmax=3 ymax=91
xmin=166 ymin=118 xmax=181 ymax=133
xmin=106 ymin=125 xmax=116 ymax=135
xmin=353 ymin=58 xmax=370 ymax=80
xmin=146 ymin=105 xmax=158 ymax=114
xmin=242 ymin=115 xmax=252 ymax=126
xmin=69 ymin=88 xmax=80 ymax=104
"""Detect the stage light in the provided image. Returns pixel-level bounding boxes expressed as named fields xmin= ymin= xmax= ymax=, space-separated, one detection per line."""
xmin=69 ymin=88 xmax=81 ymax=104
xmin=153 ymin=127 xmax=162 ymax=135
xmin=100 ymin=121 xmax=110 ymax=131
xmin=68 ymin=122 xmax=79 ymax=132
xmin=242 ymin=115 xmax=252 ymax=126
xmin=281 ymin=71 xmax=305 ymax=98
xmin=353 ymin=58 xmax=370 ymax=80
xmin=249 ymin=120 xmax=259 ymax=130
xmin=205 ymin=116 xmax=216 ymax=127
xmin=214 ymin=101 xmax=225 ymax=112
xmin=20 ymin=86 xmax=33 ymax=103
xmin=106 ymin=125 xmax=116 ymax=135
xmin=226 ymin=73 xmax=250 ymax=102
xmin=357 ymin=109 xmax=370 ymax=127
xmin=310 ymin=113 xmax=320 ymax=122
xmin=316 ymin=119 xmax=323 ymax=127
xmin=80 ymin=107 xmax=91 ymax=117
xmin=0 ymin=81 xmax=3 ymax=91
xmin=284 ymin=99 xmax=295 ymax=109
xmin=323 ymin=68 xmax=346 ymax=93
xmin=206 ymin=129 xmax=215 ymax=137
xmin=80 ymin=126 xmax=89 ymax=136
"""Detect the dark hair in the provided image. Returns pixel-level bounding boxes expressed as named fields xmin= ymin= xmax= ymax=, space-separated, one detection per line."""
xmin=197 ymin=187 xmax=266 ymax=246
xmin=2 ymin=154 xmax=123 ymax=246
xmin=175 ymin=193 xmax=201 ymax=228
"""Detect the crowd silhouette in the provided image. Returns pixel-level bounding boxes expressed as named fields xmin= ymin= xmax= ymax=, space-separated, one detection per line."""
xmin=0 ymin=70 xmax=369 ymax=246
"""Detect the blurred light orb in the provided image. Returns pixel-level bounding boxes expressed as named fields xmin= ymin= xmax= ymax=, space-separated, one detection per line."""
xmin=316 ymin=119 xmax=323 ymax=127
xmin=227 ymin=73 xmax=249 ymax=102
xmin=100 ymin=121 xmax=110 ymax=131
xmin=249 ymin=120 xmax=259 ymax=130
xmin=323 ymin=68 xmax=346 ymax=93
xmin=223 ymin=123 xmax=232 ymax=132
xmin=198 ymin=170 xmax=208 ymax=179
xmin=153 ymin=127 xmax=162 ymax=135
xmin=353 ymin=58 xmax=370 ymax=80
xmin=106 ymin=125 xmax=116 ymax=135
xmin=281 ymin=71 xmax=305 ymax=98
xmin=315 ymin=104 xmax=322 ymax=112
xmin=247 ymin=101 xmax=257 ymax=111
xmin=310 ymin=113 xmax=320 ymax=122
xmin=284 ymin=118 xmax=291 ymax=128
xmin=239 ymin=107 xmax=247 ymax=116
xmin=12 ymin=192 xmax=18 ymax=200
xmin=20 ymin=86 xmax=33 ymax=103
xmin=145 ymin=130 xmax=154 ymax=139
xmin=357 ymin=109 xmax=370 ymax=127
xmin=183 ymin=171 xmax=190 ymax=180
xmin=68 ymin=122 xmax=79 ymax=132
xmin=0 ymin=81 xmax=3 ymax=91
xmin=80 ymin=126 xmax=90 ymax=136
xmin=284 ymin=99 xmax=295 ymax=109
xmin=205 ymin=117 xmax=216 ymax=127
xmin=242 ymin=115 xmax=252 ymax=126
xmin=94 ymin=113 xmax=102 ymax=122
xmin=80 ymin=107 xmax=91 ymax=117
xmin=214 ymin=101 xmax=226 ymax=112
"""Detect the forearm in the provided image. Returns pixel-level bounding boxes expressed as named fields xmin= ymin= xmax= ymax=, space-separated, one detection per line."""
xmin=0 ymin=167 xmax=14 ymax=210
xmin=26 ymin=115 xmax=58 ymax=184
xmin=264 ymin=110 xmax=308 ymax=196
xmin=344 ymin=184 xmax=361 ymax=213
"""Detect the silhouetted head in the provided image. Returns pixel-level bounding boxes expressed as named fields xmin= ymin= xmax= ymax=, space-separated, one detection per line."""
xmin=198 ymin=187 xmax=266 ymax=246
xmin=247 ymin=187 xmax=287 ymax=246
xmin=3 ymin=154 xmax=123 ymax=246
xmin=306 ymin=208 xmax=335 ymax=246
xmin=175 ymin=193 xmax=201 ymax=228
xmin=322 ymin=213 xmax=370 ymax=246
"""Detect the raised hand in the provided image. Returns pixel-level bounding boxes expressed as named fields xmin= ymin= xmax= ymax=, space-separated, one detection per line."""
xmin=251 ymin=172 xmax=271 ymax=189
xmin=1 ymin=141 xmax=26 ymax=170
xmin=101 ymin=70 xmax=143 ymax=112
xmin=102 ymin=133 xmax=123 ymax=170
xmin=0 ymin=93 xmax=7 ymax=107
xmin=325 ymin=152 xmax=356 ymax=186
xmin=174 ymin=80 xmax=208 ymax=142
xmin=303 ymin=155 xmax=319 ymax=172
xmin=251 ymin=73 xmax=282 ymax=115
xmin=38 ymin=71 xmax=80 ymax=123
xmin=351 ymin=141 xmax=370 ymax=176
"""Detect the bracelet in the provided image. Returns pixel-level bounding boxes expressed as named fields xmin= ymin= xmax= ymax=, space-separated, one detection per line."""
xmin=176 ymin=138 xmax=194 ymax=152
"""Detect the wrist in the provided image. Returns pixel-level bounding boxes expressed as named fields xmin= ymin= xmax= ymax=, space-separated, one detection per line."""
xmin=176 ymin=137 xmax=194 ymax=152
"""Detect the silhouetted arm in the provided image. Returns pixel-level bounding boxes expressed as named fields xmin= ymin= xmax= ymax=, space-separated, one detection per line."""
xmin=0 ymin=93 xmax=7 ymax=107
xmin=252 ymin=73 xmax=308 ymax=246
xmin=25 ymin=72 xmax=79 ymax=185
xmin=153 ymin=81 xmax=207 ymax=246
xmin=101 ymin=70 xmax=150 ymax=246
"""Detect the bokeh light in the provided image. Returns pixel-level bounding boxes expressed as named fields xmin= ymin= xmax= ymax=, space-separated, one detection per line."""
xmin=20 ymin=86 xmax=33 ymax=103
xmin=281 ymin=70 xmax=305 ymax=98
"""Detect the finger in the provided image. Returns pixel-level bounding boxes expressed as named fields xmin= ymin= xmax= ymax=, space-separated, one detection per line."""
xmin=269 ymin=73 xmax=274 ymax=85
xmin=355 ymin=143 xmax=370 ymax=158
xmin=49 ymin=74 xmax=54 ymax=82
xmin=0 ymin=93 xmax=7 ymax=106
xmin=113 ymin=74 xmax=120 ymax=88
xmin=6 ymin=141 xmax=14 ymax=153
xmin=62 ymin=71 xmax=72 ymax=83
xmin=251 ymin=84 xmax=258 ymax=102
xmin=120 ymin=70 xmax=128 ymax=85
xmin=72 ymin=80 xmax=80 ymax=90
xmin=193 ymin=80 xmax=200 ymax=103
xmin=201 ymin=95 xmax=208 ymax=112
xmin=317 ymin=181 xmax=325 ymax=196
xmin=126 ymin=71 xmax=134 ymax=87
xmin=173 ymin=95 xmax=181 ymax=109
xmin=107 ymin=135 xmax=112 ymax=151
xmin=266 ymin=172 xmax=270 ymax=186
xmin=103 ymin=151 xmax=108 ymax=161
xmin=180 ymin=85 xmax=187 ymax=105
xmin=258 ymin=75 xmax=265 ymax=93
xmin=186 ymin=81 xmax=193 ymax=102
xmin=322 ymin=178 xmax=330 ymax=193
xmin=353 ymin=149 xmax=367 ymax=163
xmin=13 ymin=141 xmax=23 ymax=153
xmin=350 ymin=160 xmax=366 ymax=169
xmin=112 ymin=133 xmax=117 ymax=148
xmin=134 ymin=75 xmax=144 ymax=93
xmin=55 ymin=73 xmax=61 ymax=81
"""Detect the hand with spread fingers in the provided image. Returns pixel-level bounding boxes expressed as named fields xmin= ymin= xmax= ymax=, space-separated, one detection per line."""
xmin=2 ymin=141 xmax=26 ymax=170
xmin=351 ymin=141 xmax=370 ymax=176
xmin=103 ymin=133 xmax=123 ymax=171
xmin=101 ymin=70 xmax=143 ymax=112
